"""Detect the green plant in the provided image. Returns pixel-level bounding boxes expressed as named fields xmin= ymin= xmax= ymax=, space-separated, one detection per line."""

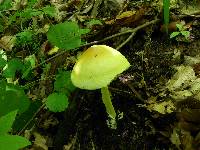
xmin=47 ymin=21 xmax=90 ymax=50
xmin=170 ymin=22 xmax=191 ymax=41
xmin=0 ymin=0 xmax=93 ymax=149
xmin=8 ymin=5 xmax=56 ymax=25
xmin=0 ymin=0 xmax=91 ymax=146
xmin=16 ymin=30 xmax=33 ymax=45
xmin=0 ymin=55 xmax=36 ymax=79
xmin=85 ymin=19 xmax=103 ymax=28
xmin=0 ymin=110 xmax=31 ymax=150
xmin=0 ymin=0 xmax=12 ymax=11
xmin=71 ymin=45 xmax=130 ymax=129
xmin=46 ymin=92 xmax=69 ymax=112
xmin=163 ymin=0 xmax=170 ymax=33
xmin=0 ymin=60 xmax=31 ymax=148
xmin=45 ymin=70 xmax=75 ymax=112
xmin=0 ymin=80 xmax=30 ymax=117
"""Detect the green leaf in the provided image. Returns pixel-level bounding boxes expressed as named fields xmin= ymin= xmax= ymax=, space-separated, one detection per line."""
xmin=170 ymin=32 xmax=180 ymax=39
xmin=176 ymin=23 xmax=184 ymax=31
xmin=16 ymin=30 xmax=33 ymax=43
xmin=3 ymin=58 xmax=24 ymax=78
xmin=13 ymin=100 xmax=42 ymax=133
xmin=46 ymin=92 xmax=69 ymax=112
xmin=0 ymin=135 xmax=31 ymax=150
xmin=54 ymin=71 xmax=76 ymax=95
xmin=22 ymin=63 xmax=31 ymax=79
xmin=42 ymin=6 xmax=56 ymax=17
xmin=0 ymin=0 xmax=12 ymax=11
xmin=25 ymin=54 xmax=36 ymax=67
xmin=8 ymin=11 xmax=19 ymax=24
xmin=181 ymin=31 xmax=190 ymax=39
xmin=79 ymin=29 xmax=91 ymax=35
xmin=0 ymin=24 xmax=3 ymax=32
xmin=47 ymin=22 xmax=82 ymax=50
xmin=0 ymin=110 xmax=18 ymax=135
xmin=20 ymin=8 xmax=43 ymax=19
xmin=8 ymin=9 xmax=42 ymax=24
xmin=0 ymin=54 xmax=6 ymax=68
xmin=0 ymin=80 xmax=6 ymax=95
xmin=27 ymin=0 xmax=38 ymax=8
xmin=22 ymin=54 xmax=36 ymax=79
xmin=0 ymin=84 xmax=30 ymax=117
xmin=85 ymin=19 xmax=103 ymax=27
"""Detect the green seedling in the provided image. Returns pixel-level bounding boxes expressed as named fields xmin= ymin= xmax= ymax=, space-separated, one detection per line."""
xmin=163 ymin=0 xmax=170 ymax=34
xmin=71 ymin=45 xmax=130 ymax=129
xmin=170 ymin=22 xmax=191 ymax=41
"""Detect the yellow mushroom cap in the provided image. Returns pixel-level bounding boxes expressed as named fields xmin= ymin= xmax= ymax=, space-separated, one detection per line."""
xmin=71 ymin=45 xmax=130 ymax=90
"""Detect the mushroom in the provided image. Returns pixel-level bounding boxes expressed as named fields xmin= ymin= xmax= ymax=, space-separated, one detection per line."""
xmin=71 ymin=45 xmax=130 ymax=128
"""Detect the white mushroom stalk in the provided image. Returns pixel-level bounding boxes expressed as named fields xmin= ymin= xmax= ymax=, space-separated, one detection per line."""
xmin=71 ymin=45 xmax=130 ymax=128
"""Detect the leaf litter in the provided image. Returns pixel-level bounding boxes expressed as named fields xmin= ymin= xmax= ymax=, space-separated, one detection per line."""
xmin=1 ymin=0 xmax=200 ymax=149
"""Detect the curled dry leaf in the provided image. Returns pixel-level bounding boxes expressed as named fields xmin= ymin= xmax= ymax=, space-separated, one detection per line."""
xmin=148 ymin=100 xmax=176 ymax=114
xmin=166 ymin=65 xmax=196 ymax=91
xmin=146 ymin=96 xmax=176 ymax=114
xmin=165 ymin=65 xmax=200 ymax=101
xmin=31 ymin=132 xmax=48 ymax=150
xmin=0 ymin=36 xmax=16 ymax=51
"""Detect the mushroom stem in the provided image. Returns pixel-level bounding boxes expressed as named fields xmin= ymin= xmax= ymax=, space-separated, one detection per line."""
xmin=101 ymin=86 xmax=116 ymax=119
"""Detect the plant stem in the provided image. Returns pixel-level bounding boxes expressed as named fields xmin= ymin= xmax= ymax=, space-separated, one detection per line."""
xmin=163 ymin=0 xmax=170 ymax=34
xmin=101 ymin=86 xmax=116 ymax=119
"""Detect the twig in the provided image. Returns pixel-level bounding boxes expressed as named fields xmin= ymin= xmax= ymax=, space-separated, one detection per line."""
xmin=91 ymin=0 xmax=102 ymax=17
xmin=116 ymin=32 xmax=136 ymax=50
xmin=109 ymin=87 xmax=132 ymax=95
xmin=126 ymin=82 xmax=144 ymax=102
xmin=181 ymin=10 xmax=200 ymax=17
xmin=17 ymin=103 xmax=46 ymax=135
xmin=173 ymin=10 xmax=200 ymax=19
xmin=33 ymin=19 xmax=159 ymax=69
xmin=21 ymin=75 xmax=55 ymax=89
xmin=32 ymin=50 xmax=67 ymax=70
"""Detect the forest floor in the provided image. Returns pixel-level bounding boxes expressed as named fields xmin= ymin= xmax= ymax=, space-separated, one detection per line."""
xmin=1 ymin=0 xmax=200 ymax=150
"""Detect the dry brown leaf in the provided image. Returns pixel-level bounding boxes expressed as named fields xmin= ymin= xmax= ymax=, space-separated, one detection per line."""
xmin=31 ymin=132 xmax=48 ymax=150
xmin=0 ymin=36 xmax=16 ymax=51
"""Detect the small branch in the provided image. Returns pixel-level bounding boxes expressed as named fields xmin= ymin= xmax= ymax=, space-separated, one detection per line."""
xmin=32 ymin=50 xmax=67 ymax=70
xmin=33 ymin=19 xmax=159 ymax=69
xmin=109 ymin=87 xmax=132 ymax=95
xmin=116 ymin=32 xmax=136 ymax=50
xmin=126 ymin=82 xmax=145 ymax=102
xmin=88 ymin=18 xmax=159 ymax=46
xmin=91 ymin=0 xmax=102 ymax=17
xmin=17 ymin=104 xmax=45 ymax=135
xmin=181 ymin=10 xmax=200 ymax=17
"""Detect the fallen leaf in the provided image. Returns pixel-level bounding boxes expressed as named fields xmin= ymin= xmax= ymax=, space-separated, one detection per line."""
xmin=0 ymin=36 xmax=16 ymax=51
